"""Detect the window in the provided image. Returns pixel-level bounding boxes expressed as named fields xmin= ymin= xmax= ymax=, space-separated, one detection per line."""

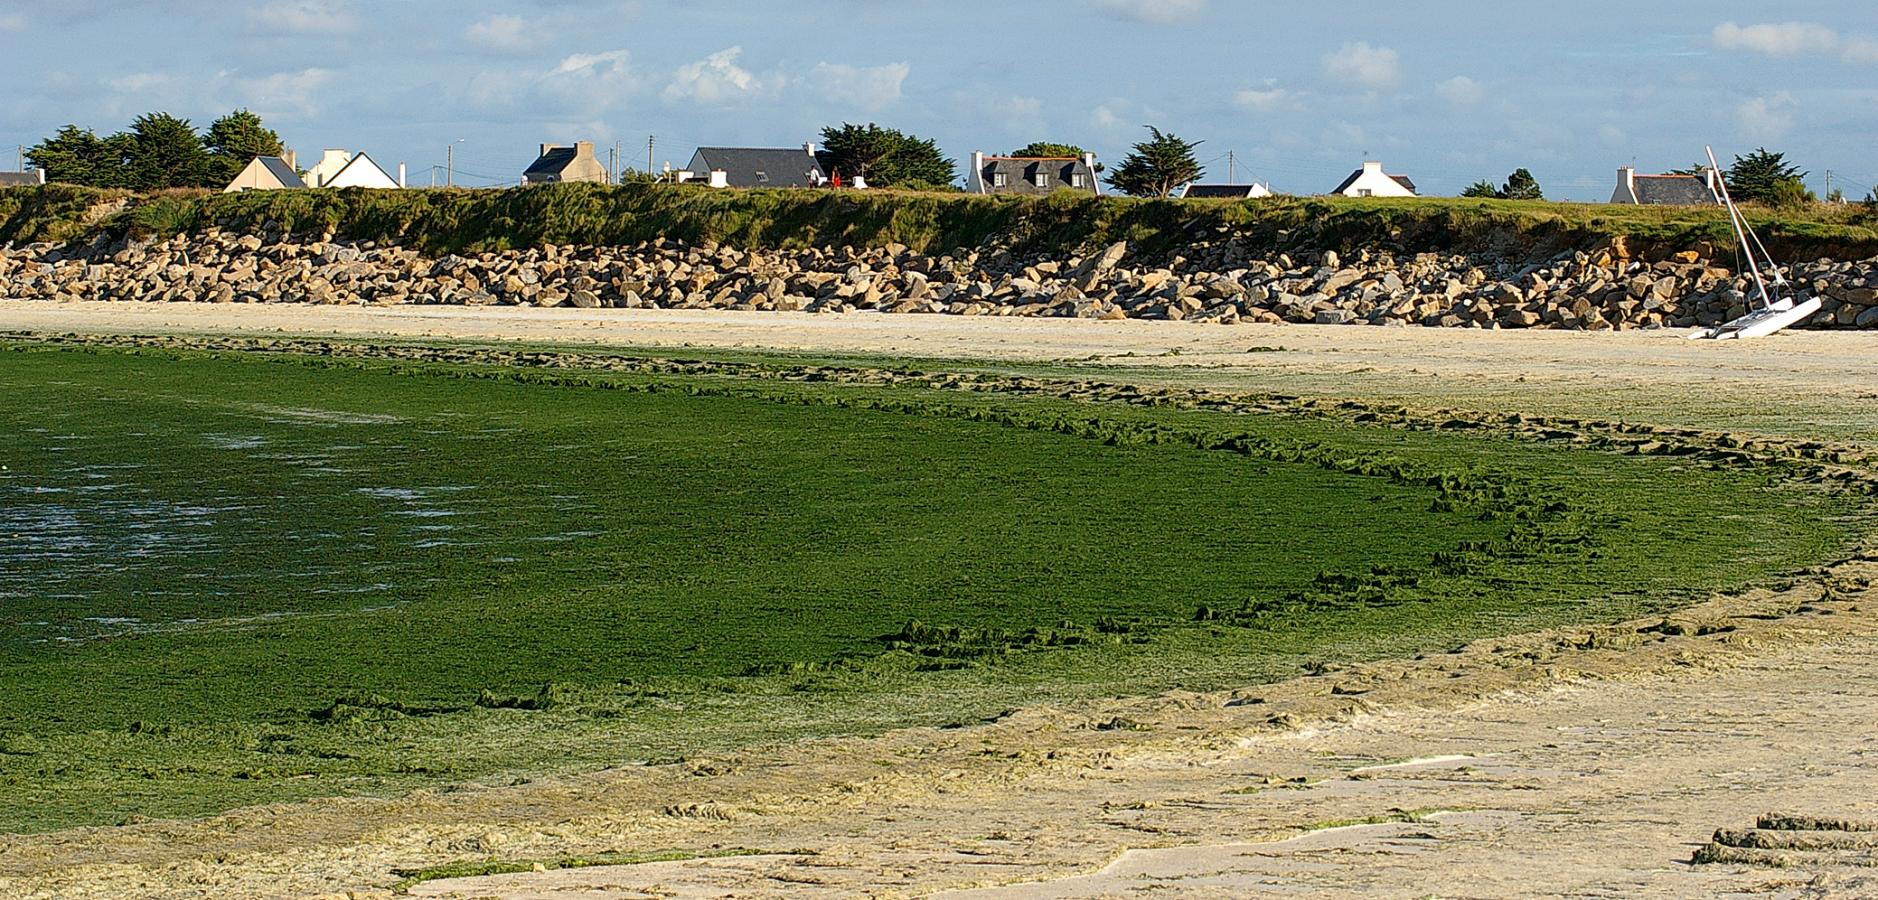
xmin=756 ymin=171 xmax=769 ymax=183
xmin=1356 ymin=188 xmax=1373 ymax=197
xmin=993 ymin=172 xmax=1008 ymax=188
xmin=1071 ymin=173 xmax=1086 ymax=188
xmin=1036 ymin=172 xmax=1050 ymax=187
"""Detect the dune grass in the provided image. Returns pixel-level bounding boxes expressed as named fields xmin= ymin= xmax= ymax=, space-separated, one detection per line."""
xmin=4 ymin=182 xmax=1875 ymax=261
xmin=0 ymin=341 xmax=1864 ymax=832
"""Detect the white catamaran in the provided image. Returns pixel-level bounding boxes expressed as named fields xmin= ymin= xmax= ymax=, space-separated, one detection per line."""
xmin=1690 ymin=145 xmax=1823 ymax=340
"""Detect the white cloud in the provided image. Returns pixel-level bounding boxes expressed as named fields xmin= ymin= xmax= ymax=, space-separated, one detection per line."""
xmin=236 ymin=67 xmax=333 ymax=119
xmin=1093 ymin=104 xmax=1120 ymax=129
xmin=465 ymin=14 xmax=540 ymax=53
xmin=1232 ymin=87 xmax=1289 ymax=113
xmin=665 ymin=46 xmax=771 ymax=105
xmin=1094 ymin=0 xmax=1206 ymax=24
xmin=108 ymin=72 xmax=179 ymax=93
xmin=541 ymin=49 xmax=640 ymax=113
xmin=1843 ymin=37 xmax=1878 ymax=65
xmin=1735 ymin=92 xmax=1797 ymax=139
xmin=1435 ymin=75 xmax=1484 ymax=105
xmin=807 ymin=60 xmax=910 ymax=112
xmin=0 ymin=13 xmax=25 ymax=32
xmin=245 ymin=0 xmax=357 ymax=35
xmin=1322 ymin=41 xmax=1401 ymax=89
xmin=1598 ymin=124 xmax=1627 ymax=148
xmin=1713 ymin=21 xmax=1837 ymax=56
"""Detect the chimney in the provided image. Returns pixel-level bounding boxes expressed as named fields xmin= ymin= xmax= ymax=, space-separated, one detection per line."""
xmin=1362 ymin=160 xmax=1383 ymax=174
xmin=540 ymin=143 xmax=558 ymax=159
xmin=1082 ymin=152 xmax=1097 ymax=171
xmin=398 ymin=162 xmax=406 ymax=188
xmin=283 ymin=148 xmax=297 ymax=171
xmin=575 ymin=140 xmax=593 ymax=158
xmin=970 ymin=151 xmax=985 ymax=192
xmin=1617 ymin=166 xmax=1636 ymax=202
xmin=804 ymin=141 xmax=817 ymax=157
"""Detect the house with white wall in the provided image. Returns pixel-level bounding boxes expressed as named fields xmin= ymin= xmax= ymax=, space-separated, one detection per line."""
xmin=323 ymin=153 xmax=402 ymax=189
xmin=1330 ymin=161 xmax=1417 ymax=197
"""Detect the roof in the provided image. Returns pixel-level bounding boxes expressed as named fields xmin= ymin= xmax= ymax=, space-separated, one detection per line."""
xmin=1632 ymin=173 xmax=1716 ymax=205
xmin=1330 ymin=169 xmax=1417 ymax=195
xmin=1182 ymin=184 xmax=1265 ymax=198
xmin=525 ymin=147 xmax=582 ymax=177
xmin=257 ymin=157 xmax=305 ymax=188
xmin=689 ymin=147 xmax=824 ymax=188
xmin=0 ymin=171 xmax=45 ymax=187
xmin=326 ymin=152 xmax=397 ymax=188
xmin=975 ymin=156 xmax=1098 ymax=196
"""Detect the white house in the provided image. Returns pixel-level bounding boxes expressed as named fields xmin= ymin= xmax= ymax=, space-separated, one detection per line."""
xmin=1330 ymin=161 xmax=1417 ymax=198
xmin=323 ymin=152 xmax=402 ymax=189
xmin=302 ymin=149 xmax=352 ymax=187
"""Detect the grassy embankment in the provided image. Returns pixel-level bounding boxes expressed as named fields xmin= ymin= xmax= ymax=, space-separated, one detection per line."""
xmin=3 ymin=181 xmax=1876 ymax=261
xmin=0 ymin=340 xmax=1864 ymax=832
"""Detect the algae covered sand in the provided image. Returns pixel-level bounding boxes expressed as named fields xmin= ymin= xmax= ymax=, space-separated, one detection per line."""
xmin=0 ymin=340 xmax=1863 ymax=832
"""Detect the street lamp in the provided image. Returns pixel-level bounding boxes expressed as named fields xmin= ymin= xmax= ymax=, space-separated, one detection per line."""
xmin=446 ymin=139 xmax=465 ymax=187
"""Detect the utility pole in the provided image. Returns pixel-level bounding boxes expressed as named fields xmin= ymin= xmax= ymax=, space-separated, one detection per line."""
xmin=447 ymin=139 xmax=464 ymax=187
xmin=1228 ymin=151 xmax=1235 ymax=184
xmin=647 ymin=135 xmax=655 ymax=179
xmin=1826 ymin=169 xmax=1836 ymax=201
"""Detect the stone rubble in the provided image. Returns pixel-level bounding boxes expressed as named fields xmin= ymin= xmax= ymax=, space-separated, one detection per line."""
xmin=3 ymin=229 xmax=1877 ymax=330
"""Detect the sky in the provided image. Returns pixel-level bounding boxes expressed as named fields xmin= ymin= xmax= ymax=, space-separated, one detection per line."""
xmin=1 ymin=0 xmax=1875 ymax=200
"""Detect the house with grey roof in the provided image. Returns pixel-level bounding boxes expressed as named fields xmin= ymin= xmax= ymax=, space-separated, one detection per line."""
xmin=0 ymin=168 xmax=47 ymax=188
xmin=524 ymin=141 xmax=608 ymax=185
xmin=1610 ymin=166 xmax=1719 ymax=205
xmin=223 ymin=155 xmax=306 ymax=192
xmin=679 ymin=144 xmax=827 ymax=189
xmin=1179 ymin=182 xmax=1272 ymax=199
xmin=966 ymin=152 xmax=1100 ymax=196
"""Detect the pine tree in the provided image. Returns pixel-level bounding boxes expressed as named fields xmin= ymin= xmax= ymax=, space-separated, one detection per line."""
xmin=1106 ymin=127 xmax=1203 ymax=197
xmin=818 ymin=123 xmax=956 ymax=188
xmin=1460 ymin=179 xmax=1501 ymax=199
xmin=125 ymin=112 xmax=211 ymax=190
xmin=1725 ymin=148 xmax=1806 ymax=204
xmin=25 ymin=126 xmax=122 ymax=186
xmin=1501 ymin=168 xmax=1543 ymax=200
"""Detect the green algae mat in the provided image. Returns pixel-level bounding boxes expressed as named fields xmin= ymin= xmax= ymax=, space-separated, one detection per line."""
xmin=0 ymin=340 xmax=1864 ymax=832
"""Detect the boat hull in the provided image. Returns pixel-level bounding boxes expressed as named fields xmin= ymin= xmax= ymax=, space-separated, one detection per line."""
xmin=1690 ymin=297 xmax=1824 ymax=340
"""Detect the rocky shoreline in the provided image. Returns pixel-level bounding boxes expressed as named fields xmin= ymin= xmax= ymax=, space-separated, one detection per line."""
xmin=4 ymin=229 xmax=1877 ymax=330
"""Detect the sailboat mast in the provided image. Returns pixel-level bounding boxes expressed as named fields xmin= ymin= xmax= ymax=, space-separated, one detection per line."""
xmin=1706 ymin=146 xmax=1774 ymax=311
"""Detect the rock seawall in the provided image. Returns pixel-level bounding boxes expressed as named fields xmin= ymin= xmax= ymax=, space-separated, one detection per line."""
xmin=4 ymin=230 xmax=1877 ymax=330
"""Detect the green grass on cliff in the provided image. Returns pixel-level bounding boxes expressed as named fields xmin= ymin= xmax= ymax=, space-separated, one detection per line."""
xmin=0 ymin=341 xmax=1863 ymax=832
xmin=4 ymin=181 xmax=1876 ymax=261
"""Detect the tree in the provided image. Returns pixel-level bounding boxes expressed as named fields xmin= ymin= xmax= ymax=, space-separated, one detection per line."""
xmin=204 ymin=109 xmax=284 ymax=184
xmin=1460 ymin=179 xmax=1501 ymax=199
xmin=818 ymin=123 xmax=956 ymax=188
xmin=1725 ymin=147 xmax=1806 ymax=204
xmin=1105 ymin=126 xmax=1203 ymax=197
xmin=1461 ymin=169 xmax=1543 ymax=200
xmin=26 ymin=125 xmax=127 ymax=187
xmin=124 ymin=112 xmax=211 ymax=189
xmin=1767 ymin=177 xmax=1816 ymax=210
xmin=1011 ymin=142 xmax=1086 ymax=158
xmin=1501 ymin=168 xmax=1543 ymax=200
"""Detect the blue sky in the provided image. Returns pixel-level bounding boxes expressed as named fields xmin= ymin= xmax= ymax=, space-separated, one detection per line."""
xmin=1 ymin=0 xmax=1874 ymax=200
